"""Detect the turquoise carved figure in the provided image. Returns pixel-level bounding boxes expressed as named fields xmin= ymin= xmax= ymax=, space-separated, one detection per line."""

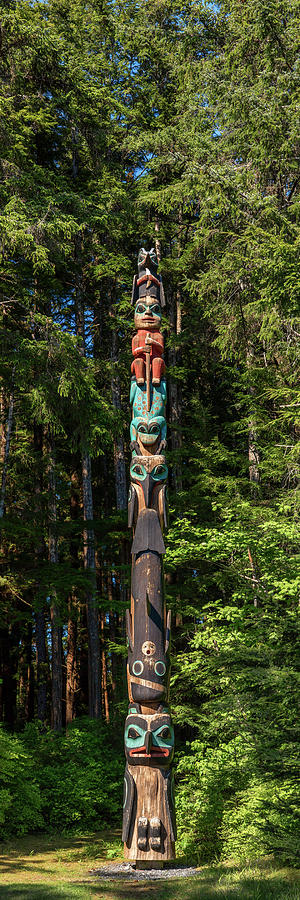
xmin=130 ymin=377 xmax=167 ymax=420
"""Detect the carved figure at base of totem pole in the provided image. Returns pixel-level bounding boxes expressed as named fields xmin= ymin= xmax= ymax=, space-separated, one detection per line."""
xmin=123 ymin=248 xmax=176 ymax=864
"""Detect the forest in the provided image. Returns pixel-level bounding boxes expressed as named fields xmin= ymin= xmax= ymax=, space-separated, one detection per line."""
xmin=0 ymin=0 xmax=299 ymax=876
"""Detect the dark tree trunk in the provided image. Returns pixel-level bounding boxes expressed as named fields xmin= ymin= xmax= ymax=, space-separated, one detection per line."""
xmin=19 ymin=620 xmax=34 ymax=722
xmin=66 ymin=593 xmax=78 ymax=726
xmin=50 ymin=604 xmax=63 ymax=731
xmin=0 ymin=626 xmax=19 ymax=726
xmin=111 ymin=327 xmax=127 ymax=511
xmin=75 ymin=268 xmax=101 ymax=720
xmin=168 ymin=290 xmax=183 ymax=493
xmin=35 ymin=609 xmax=47 ymax=724
xmin=48 ymin=429 xmax=63 ymax=731
xmin=82 ymin=451 xmax=101 ymax=718
xmin=33 ymin=421 xmax=48 ymax=725
xmin=247 ymin=343 xmax=260 ymax=488
xmin=78 ymin=601 xmax=89 ymax=713
xmin=101 ymin=611 xmax=110 ymax=723
xmin=66 ymin=468 xmax=80 ymax=726
xmin=0 ymin=367 xmax=15 ymax=519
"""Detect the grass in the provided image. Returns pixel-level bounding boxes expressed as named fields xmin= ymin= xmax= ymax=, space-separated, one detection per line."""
xmin=0 ymin=833 xmax=299 ymax=900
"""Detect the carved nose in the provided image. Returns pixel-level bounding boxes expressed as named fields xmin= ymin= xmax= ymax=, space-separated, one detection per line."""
xmin=145 ymin=731 xmax=152 ymax=754
xmin=142 ymin=475 xmax=151 ymax=508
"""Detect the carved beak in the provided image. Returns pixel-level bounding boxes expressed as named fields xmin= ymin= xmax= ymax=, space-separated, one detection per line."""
xmin=143 ymin=252 xmax=153 ymax=270
xmin=145 ymin=731 xmax=152 ymax=754
xmin=142 ymin=475 xmax=154 ymax=508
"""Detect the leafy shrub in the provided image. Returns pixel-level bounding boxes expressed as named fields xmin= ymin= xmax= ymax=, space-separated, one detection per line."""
xmin=23 ymin=717 xmax=123 ymax=832
xmin=175 ymin=736 xmax=249 ymax=863
xmin=173 ymin=596 xmax=299 ymax=867
xmin=221 ymin=777 xmax=300 ymax=863
xmin=0 ymin=726 xmax=42 ymax=837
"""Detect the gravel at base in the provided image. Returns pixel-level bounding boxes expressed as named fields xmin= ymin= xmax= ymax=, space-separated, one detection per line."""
xmin=90 ymin=863 xmax=198 ymax=881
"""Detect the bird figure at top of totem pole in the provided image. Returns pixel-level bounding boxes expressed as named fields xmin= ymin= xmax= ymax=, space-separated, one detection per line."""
xmin=132 ymin=247 xmax=166 ymax=306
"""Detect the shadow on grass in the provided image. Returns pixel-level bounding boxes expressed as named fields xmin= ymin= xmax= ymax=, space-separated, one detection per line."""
xmin=87 ymin=865 xmax=300 ymax=900
xmin=0 ymin=889 xmax=90 ymax=900
xmin=1 ymin=873 xmax=298 ymax=900
xmin=0 ymin=890 xmax=81 ymax=900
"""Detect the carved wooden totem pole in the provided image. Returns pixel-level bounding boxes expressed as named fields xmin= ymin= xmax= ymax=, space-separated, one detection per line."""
xmin=122 ymin=248 xmax=176 ymax=865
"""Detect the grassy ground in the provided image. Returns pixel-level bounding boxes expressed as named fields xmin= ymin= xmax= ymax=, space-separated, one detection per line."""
xmin=0 ymin=833 xmax=299 ymax=900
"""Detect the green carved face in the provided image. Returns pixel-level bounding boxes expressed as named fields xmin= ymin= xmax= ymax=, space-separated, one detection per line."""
xmin=124 ymin=708 xmax=174 ymax=767
xmin=130 ymin=459 xmax=168 ymax=509
xmin=130 ymin=461 xmax=168 ymax=483
xmin=130 ymin=416 xmax=167 ymax=447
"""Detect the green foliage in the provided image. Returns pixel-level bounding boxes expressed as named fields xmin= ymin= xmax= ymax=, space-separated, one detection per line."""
xmin=172 ymin=583 xmax=299 ymax=865
xmin=0 ymin=719 xmax=123 ymax=838
xmin=22 ymin=719 xmax=123 ymax=833
xmin=0 ymin=727 xmax=42 ymax=837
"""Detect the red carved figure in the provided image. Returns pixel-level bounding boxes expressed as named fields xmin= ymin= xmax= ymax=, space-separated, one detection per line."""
xmin=131 ymin=297 xmax=165 ymax=386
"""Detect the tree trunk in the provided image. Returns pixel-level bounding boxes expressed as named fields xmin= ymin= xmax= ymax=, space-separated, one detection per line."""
xmin=247 ymin=344 xmax=260 ymax=486
xmin=66 ymin=468 xmax=80 ymax=727
xmin=75 ymin=268 xmax=101 ymax=720
xmin=78 ymin=600 xmax=89 ymax=713
xmin=33 ymin=421 xmax=48 ymax=725
xmin=111 ymin=318 xmax=127 ymax=511
xmin=0 ymin=626 xmax=19 ymax=726
xmin=101 ymin=612 xmax=110 ymax=723
xmin=168 ymin=290 xmax=183 ymax=493
xmin=82 ymin=451 xmax=101 ymax=718
xmin=19 ymin=620 xmax=34 ymax=722
xmin=48 ymin=428 xmax=63 ymax=731
xmin=66 ymin=593 xmax=78 ymax=726
xmin=0 ymin=367 xmax=15 ymax=518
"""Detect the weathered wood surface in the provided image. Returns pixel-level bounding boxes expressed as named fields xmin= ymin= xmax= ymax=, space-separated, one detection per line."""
xmin=124 ymin=766 xmax=175 ymax=862
xmin=124 ymin=248 xmax=175 ymax=864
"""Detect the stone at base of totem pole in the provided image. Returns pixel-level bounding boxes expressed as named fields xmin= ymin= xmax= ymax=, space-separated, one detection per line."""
xmin=123 ymin=247 xmax=176 ymax=865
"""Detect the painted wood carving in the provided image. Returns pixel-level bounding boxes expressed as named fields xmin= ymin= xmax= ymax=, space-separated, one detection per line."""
xmin=123 ymin=248 xmax=176 ymax=864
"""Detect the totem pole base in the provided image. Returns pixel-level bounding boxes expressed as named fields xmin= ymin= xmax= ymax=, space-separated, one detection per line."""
xmin=124 ymin=765 xmax=176 ymax=864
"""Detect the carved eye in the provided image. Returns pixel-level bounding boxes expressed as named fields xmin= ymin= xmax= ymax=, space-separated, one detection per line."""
xmin=149 ymin=423 xmax=160 ymax=434
xmin=151 ymin=305 xmax=161 ymax=316
xmin=132 ymin=660 xmax=144 ymax=676
xmin=152 ymin=465 xmax=168 ymax=482
xmin=138 ymin=425 xmax=147 ymax=433
xmin=130 ymin=464 xmax=146 ymax=481
xmin=154 ymin=661 xmax=166 ymax=677
xmin=136 ymin=303 xmax=146 ymax=315
xmin=160 ymin=727 xmax=171 ymax=740
xmin=127 ymin=727 xmax=140 ymax=740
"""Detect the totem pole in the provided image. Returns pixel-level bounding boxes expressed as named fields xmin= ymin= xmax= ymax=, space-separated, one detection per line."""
xmin=122 ymin=248 xmax=176 ymax=865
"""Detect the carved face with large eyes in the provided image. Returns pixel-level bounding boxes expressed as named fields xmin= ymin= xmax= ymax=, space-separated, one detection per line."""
xmin=130 ymin=416 xmax=167 ymax=448
xmin=124 ymin=706 xmax=174 ymax=767
xmin=134 ymin=297 xmax=162 ymax=332
xmin=130 ymin=456 xmax=168 ymax=509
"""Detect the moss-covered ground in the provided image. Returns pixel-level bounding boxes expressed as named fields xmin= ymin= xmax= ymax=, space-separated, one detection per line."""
xmin=0 ymin=833 xmax=299 ymax=900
